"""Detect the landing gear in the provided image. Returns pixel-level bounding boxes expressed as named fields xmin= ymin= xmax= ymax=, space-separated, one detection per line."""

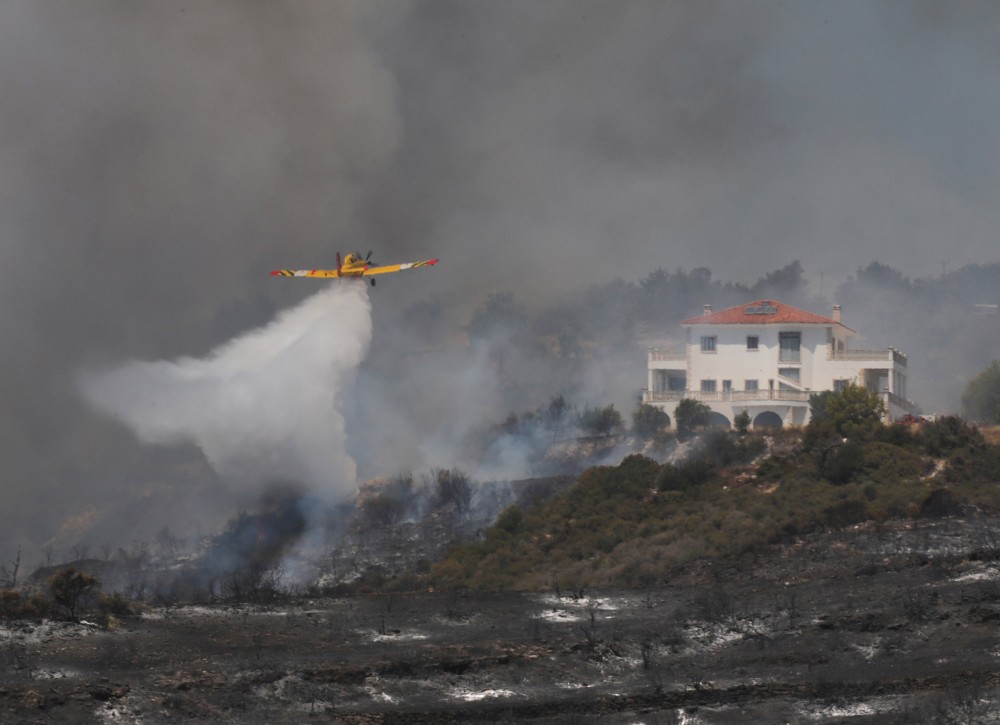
xmin=370 ymin=278 xmax=376 ymax=287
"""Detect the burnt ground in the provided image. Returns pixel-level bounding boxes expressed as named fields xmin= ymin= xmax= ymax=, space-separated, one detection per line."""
xmin=4 ymin=518 xmax=1000 ymax=723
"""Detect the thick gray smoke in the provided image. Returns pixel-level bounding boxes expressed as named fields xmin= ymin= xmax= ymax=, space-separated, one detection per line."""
xmin=2 ymin=2 xmax=1000 ymax=563
xmin=80 ymin=284 xmax=371 ymax=497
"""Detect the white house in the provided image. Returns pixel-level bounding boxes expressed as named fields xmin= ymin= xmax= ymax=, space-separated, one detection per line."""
xmin=643 ymin=299 xmax=918 ymax=429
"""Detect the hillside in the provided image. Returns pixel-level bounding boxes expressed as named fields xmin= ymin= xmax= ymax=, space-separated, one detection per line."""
xmin=6 ymin=422 xmax=1000 ymax=721
xmin=429 ymin=418 xmax=1000 ymax=591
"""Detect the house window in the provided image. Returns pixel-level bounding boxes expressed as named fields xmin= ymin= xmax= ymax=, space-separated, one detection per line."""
xmin=722 ymin=380 xmax=732 ymax=393
xmin=701 ymin=379 xmax=716 ymax=393
xmin=779 ymin=332 xmax=801 ymax=362
xmin=833 ymin=378 xmax=851 ymax=392
xmin=746 ymin=336 xmax=759 ymax=351
xmin=745 ymin=380 xmax=759 ymax=392
xmin=778 ymin=367 xmax=800 ymax=382
xmin=700 ymin=336 xmax=717 ymax=353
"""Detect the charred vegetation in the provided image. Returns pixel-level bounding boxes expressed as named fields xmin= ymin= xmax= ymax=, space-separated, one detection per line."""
xmin=4 ymin=410 xmax=1000 ymax=720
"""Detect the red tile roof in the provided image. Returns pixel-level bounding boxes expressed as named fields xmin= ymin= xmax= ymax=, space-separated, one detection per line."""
xmin=681 ymin=300 xmax=853 ymax=330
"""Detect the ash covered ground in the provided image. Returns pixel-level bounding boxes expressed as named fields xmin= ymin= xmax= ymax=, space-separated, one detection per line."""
xmin=4 ymin=517 xmax=1000 ymax=723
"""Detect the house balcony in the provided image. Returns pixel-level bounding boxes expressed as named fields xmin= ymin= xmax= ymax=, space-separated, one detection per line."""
xmin=649 ymin=348 xmax=685 ymax=362
xmin=643 ymin=389 xmax=812 ymax=405
xmin=648 ymin=348 xmax=686 ymax=372
xmin=884 ymin=391 xmax=921 ymax=417
xmin=828 ymin=348 xmax=907 ymax=367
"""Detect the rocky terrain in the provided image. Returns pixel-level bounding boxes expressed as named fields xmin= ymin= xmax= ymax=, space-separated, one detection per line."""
xmin=4 ymin=516 xmax=1000 ymax=723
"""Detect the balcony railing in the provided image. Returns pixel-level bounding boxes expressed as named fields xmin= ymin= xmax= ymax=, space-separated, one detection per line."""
xmin=885 ymin=391 xmax=920 ymax=415
xmin=650 ymin=348 xmax=907 ymax=366
xmin=649 ymin=349 xmax=685 ymax=362
xmin=828 ymin=349 xmax=907 ymax=367
xmin=643 ymin=390 xmax=811 ymax=404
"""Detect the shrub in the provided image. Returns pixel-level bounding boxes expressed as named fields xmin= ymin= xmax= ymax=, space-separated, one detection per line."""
xmin=617 ymin=453 xmax=662 ymax=480
xmin=823 ymin=499 xmax=869 ymax=528
xmin=918 ymin=416 xmax=985 ymax=457
xmin=824 ymin=441 xmax=865 ymax=484
xmin=944 ymin=445 xmax=1000 ymax=486
xmin=0 ymin=589 xmax=20 ymax=619
xmin=95 ymin=592 xmax=143 ymax=630
xmin=873 ymin=422 xmax=915 ymax=447
xmin=920 ymin=489 xmax=962 ymax=519
xmin=701 ymin=430 xmax=766 ymax=466
xmin=578 ymin=404 xmax=625 ymax=437
xmin=98 ymin=591 xmax=142 ymax=618
xmin=495 ymin=506 xmax=525 ymax=535
xmin=858 ymin=441 xmax=923 ymax=483
xmin=657 ymin=458 xmax=715 ymax=492
xmin=0 ymin=589 xmax=55 ymax=620
xmin=49 ymin=567 xmax=99 ymax=619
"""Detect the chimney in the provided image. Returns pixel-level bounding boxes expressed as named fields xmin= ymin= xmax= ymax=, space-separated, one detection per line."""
xmin=832 ymin=304 xmax=842 ymax=323
xmin=703 ymin=304 xmax=713 ymax=315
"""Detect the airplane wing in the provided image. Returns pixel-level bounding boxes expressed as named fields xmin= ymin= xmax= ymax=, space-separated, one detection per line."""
xmin=360 ymin=258 xmax=439 ymax=276
xmin=269 ymin=269 xmax=342 ymax=278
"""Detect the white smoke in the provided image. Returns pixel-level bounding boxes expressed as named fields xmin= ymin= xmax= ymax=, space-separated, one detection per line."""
xmin=80 ymin=283 xmax=372 ymax=501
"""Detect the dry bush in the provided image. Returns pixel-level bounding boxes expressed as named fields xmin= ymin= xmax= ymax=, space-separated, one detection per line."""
xmin=95 ymin=592 xmax=144 ymax=629
xmin=48 ymin=567 xmax=99 ymax=619
xmin=0 ymin=588 xmax=54 ymax=620
xmin=979 ymin=425 xmax=1000 ymax=446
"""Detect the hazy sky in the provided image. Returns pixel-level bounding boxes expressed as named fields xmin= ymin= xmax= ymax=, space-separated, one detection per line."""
xmin=2 ymin=1 xmax=999 ymax=558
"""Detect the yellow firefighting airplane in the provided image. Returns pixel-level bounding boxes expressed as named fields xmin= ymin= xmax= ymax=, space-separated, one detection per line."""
xmin=270 ymin=251 xmax=438 ymax=286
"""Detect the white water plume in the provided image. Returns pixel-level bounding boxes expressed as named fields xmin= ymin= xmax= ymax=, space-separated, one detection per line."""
xmin=80 ymin=283 xmax=371 ymax=500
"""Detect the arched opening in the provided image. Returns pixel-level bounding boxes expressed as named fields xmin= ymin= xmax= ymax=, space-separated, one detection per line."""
xmin=707 ymin=412 xmax=731 ymax=430
xmin=753 ymin=411 xmax=783 ymax=431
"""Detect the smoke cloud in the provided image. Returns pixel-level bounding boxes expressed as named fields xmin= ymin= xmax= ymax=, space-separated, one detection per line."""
xmin=80 ymin=284 xmax=371 ymax=499
xmin=2 ymin=1 xmax=1000 ymax=561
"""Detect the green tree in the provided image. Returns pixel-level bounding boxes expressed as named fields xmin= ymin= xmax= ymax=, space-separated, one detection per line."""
xmin=808 ymin=384 xmax=884 ymax=440
xmin=632 ymin=404 xmax=670 ymax=439
xmin=734 ymin=409 xmax=751 ymax=434
xmin=808 ymin=389 xmax=837 ymax=425
xmin=962 ymin=361 xmax=1000 ymax=424
xmin=674 ymin=399 xmax=711 ymax=437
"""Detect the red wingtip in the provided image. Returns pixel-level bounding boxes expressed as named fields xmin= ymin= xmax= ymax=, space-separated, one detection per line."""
xmin=428 ymin=258 xmax=439 ymax=265
xmin=269 ymin=270 xmax=281 ymax=276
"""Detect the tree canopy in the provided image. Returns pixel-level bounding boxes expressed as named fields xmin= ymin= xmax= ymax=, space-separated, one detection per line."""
xmin=674 ymin=398 xmax=712 ymax=436
xmin=808 ymin=384 xmax=885 ymax=440
xmin=632 ymin=403 xmax=670 ymax=439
